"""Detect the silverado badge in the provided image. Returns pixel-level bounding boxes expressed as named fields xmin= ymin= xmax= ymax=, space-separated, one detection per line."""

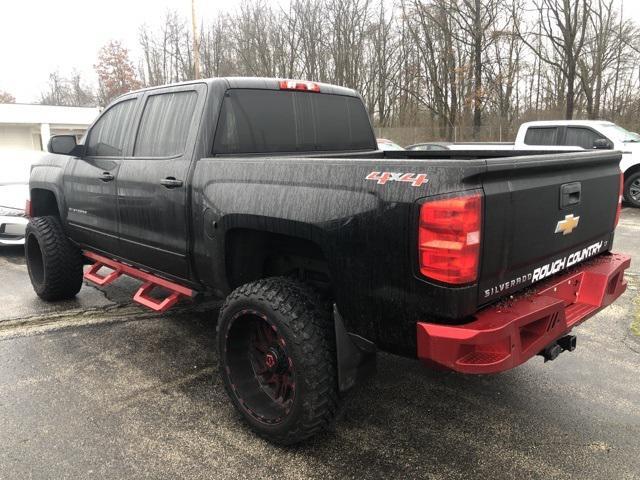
xmin=555 ymin=214 xmax=580 ymax=235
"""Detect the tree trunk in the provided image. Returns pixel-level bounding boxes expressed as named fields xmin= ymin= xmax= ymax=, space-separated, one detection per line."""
xmin=566 ymin=63 xmax=575 ymax=119
xmin=472 ymin=0 xmax=482 ymax=139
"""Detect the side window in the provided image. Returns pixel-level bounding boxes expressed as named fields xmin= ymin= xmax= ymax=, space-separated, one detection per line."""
xmin=134 ymin=91 xmax=198 ymax=157
xmin=86 ymin=99 xmax=136 ymax=157
xmin=565 ymin=127 xmax=606 ymax=149
xmin=524 ymin=127 xmax=559 ymax=146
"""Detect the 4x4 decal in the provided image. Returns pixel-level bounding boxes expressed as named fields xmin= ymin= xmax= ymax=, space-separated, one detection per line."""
xmin=365 ymin=171 xmax=428 ymax=187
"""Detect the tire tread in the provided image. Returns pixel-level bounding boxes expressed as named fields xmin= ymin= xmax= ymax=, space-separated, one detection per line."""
xmin=217 ymin=277 xmax=339 ymax=445
xmin=26 ymin=216 xmax=83 ymax=301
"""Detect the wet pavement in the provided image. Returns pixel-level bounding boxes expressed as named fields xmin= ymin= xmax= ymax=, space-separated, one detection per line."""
xmin=0 ymin=209 xmax=638 ymax=479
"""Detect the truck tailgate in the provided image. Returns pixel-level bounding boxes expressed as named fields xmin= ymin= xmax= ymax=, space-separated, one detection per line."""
xmin=478 ymin=151 xmax=621 ymax=305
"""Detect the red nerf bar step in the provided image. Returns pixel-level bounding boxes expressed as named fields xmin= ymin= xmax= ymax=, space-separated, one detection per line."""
xmin=83 ymin=251 xmax=194 ymax=312
xmin=417 ymin=252 xmax=631 ymax=374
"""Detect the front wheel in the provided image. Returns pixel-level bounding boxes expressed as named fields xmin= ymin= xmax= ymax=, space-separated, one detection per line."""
xmin=623 ymin=171 xmax=640 ymax=208
xmin=25 ymin=216 xmax=84 ymax=301
xmin=217 ymin=277 xmax=339 ymax=445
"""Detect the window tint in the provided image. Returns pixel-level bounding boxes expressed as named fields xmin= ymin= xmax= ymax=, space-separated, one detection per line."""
xmin=86 ymin=99 xmax=136 ymax=156
xmin=524 ymin=127 xmax=558 ymax=146
xmin=565 ymin=127 xmax=606 ymax=149
xmin=134 ymin=91 xmax=198 ymax=157
xmin=213 ymin=89 xmax=375 ymax=154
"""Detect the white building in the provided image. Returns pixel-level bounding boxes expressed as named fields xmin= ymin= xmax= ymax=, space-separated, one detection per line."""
xmin=0 ymin=103 xmax=99 ymax=151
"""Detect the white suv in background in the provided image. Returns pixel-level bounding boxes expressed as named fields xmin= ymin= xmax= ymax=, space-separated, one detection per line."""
xmin=514 ymin=120 xmax=640 ymax=207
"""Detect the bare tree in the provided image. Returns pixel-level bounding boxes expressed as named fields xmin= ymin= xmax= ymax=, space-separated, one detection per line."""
xmin=131 ymin=0 xmax=640 ymax=140
xmin=0 ymin=91 xmax=16 ymax=103
xmin=449 ymin=0 xmax=500 ymax=138
xmin=40 ymin=71 xmax=68 ymax=106
xmin=40 ymin=71 xmax=96 ymax=107
xmin=516 ymin=0 xmax=590 ymax=119
xmin=577 ymin=0 xmax=619 ymax=118
xmin=192 ymin=0 xmax=201 ymax=79
xmin=486 ymin=2 xmax=524 ymax=139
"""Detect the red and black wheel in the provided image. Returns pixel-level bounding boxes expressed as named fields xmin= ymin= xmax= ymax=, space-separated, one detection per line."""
xmin=217 ymin=277 xmax=339 ymax=444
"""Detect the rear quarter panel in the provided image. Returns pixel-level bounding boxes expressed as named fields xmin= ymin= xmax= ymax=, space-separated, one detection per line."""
xmin=191 ymin=156 xmax=485 ymax=354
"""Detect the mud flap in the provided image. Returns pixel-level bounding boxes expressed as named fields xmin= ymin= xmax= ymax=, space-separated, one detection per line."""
xmin=334 ymin=304 xmax=377 ymax=392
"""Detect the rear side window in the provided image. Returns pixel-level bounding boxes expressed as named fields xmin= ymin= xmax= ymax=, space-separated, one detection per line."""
xmin=565 ymin=127 xmax=606 ymax=149
xmin=213 ymin=89 xmax=375 ymax=154
xmin=524 ymin=127 xmax=558 ymax=146
xmin=134 ymin=91 xmax=198 ymax=157
xmin=86 ymin=99 xmax=136 ymax=157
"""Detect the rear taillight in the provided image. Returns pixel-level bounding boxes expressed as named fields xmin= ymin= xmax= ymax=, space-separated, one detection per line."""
xmin=279 ymin=79 xmax=320 ymax=92
xmin=418 ymin=193 xmax=483 ymax=285
xmin=614 ymin=171 xmax=623 ymax=228
xmin=25 ymin=199 xmax=32 ymax=218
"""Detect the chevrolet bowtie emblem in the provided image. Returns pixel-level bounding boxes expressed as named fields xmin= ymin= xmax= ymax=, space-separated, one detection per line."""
xmin=555 ymin=214 xmax=580 ymax=235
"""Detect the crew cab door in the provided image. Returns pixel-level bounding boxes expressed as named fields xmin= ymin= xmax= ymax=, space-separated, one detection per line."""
xmin=116 ymin=84 xmax=204 ymax=279
xmin=63 ymin=96 xmax=139 ymax=253
xmin=561 ymin=126 xmax=612 ymax=149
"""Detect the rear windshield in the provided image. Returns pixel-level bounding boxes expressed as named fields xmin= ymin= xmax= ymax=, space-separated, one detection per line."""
xmin=213 ymin=89 xmax=375 ymax=154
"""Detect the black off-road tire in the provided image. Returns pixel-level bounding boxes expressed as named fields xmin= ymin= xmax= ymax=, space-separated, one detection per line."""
xmin=217 ymin=277 xmax=340 ymax=445
xmin=623 ymin=171 xmax=640 ymax=208
xmin=25 ymin=216 xmax=83 ymax=301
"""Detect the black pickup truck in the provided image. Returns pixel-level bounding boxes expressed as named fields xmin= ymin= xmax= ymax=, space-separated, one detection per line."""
xmin=26 ymin=78 xmax=630 ymax=444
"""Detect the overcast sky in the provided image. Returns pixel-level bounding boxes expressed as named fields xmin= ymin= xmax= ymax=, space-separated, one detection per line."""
xmin=0 ymin=0 xmax=247 ymax=102
xmin=1 ymin=0 xmax=639 ymax=103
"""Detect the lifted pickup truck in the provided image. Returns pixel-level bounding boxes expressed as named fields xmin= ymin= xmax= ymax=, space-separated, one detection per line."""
xmin=26 ymin=78 xmax=629 ymax=444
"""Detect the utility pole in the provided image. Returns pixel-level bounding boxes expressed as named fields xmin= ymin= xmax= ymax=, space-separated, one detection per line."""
xmin=191 ymin=0 xmax=201 ymax=79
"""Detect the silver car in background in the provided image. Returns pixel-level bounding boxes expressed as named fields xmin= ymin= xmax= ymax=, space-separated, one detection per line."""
xmin=0 ymin=150 xmax=42 ymax=246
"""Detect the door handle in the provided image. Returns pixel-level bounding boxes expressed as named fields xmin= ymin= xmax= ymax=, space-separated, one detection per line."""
xmin=160 ymin=177 xmax=183 ymax=189
xmin=560 ymin=182 xmax=581 ymax=208
xmin=99 ymin=172 xmax=115 ymax=182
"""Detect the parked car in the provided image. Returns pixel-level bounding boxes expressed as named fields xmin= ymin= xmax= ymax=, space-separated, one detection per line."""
xmin=414 ymin=120 xmax=640 ymax=206
xmin=376 ymin=138 xmax=404 ymax=150
xmin=0 ymin=149 xmax=42 ymax=246
xmin=26 ymin=78 xmax=629 ymax=444
xmin=405 ymin=142 xmax=451 ymax=151
xmin=512 ymin=121 xmax=640 ymax=206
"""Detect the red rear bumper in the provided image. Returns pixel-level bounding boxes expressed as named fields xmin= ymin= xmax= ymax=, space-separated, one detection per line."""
xmin=416 ymin=252 xmax=630 ymax=374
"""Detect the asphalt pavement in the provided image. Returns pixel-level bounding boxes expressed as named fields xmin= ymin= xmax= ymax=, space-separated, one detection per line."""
xmin=0 ymin=209 xmax=638 ymax=479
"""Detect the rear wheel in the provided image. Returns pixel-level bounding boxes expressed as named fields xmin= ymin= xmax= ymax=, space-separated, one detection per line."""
xmin=623 ymin=171 xmax=640 ymax=208
xmin=25 ymin=216 xmax=83 ymax=301
xmin=217 ymin=277 xmax=339 ymax=444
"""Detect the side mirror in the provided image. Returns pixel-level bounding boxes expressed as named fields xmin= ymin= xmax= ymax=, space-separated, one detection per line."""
xmin=593 ymin=138 xmax=611 ymax=150
xmin=47 ymin=135 xmax=80 ymax=155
